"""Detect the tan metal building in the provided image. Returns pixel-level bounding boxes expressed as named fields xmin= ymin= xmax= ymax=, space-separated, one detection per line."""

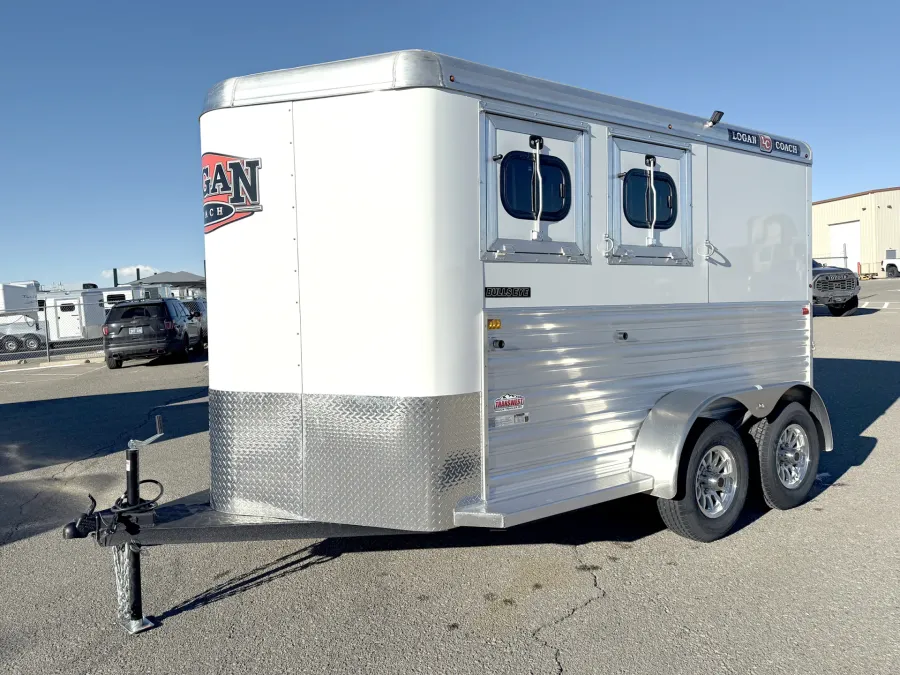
xmin=812 ymin=187 xmax=900 ymax=275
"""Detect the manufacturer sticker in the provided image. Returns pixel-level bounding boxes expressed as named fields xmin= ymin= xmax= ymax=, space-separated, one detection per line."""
xmin=485 ymin=287 xmax=531 ymax=298
xmin=202 ymin=152 xmax=263 ymax=234
xmin=492 ymin=412 xmax=530 ymax=428
xmin=494 ymin=394 xmax=525 ymax=411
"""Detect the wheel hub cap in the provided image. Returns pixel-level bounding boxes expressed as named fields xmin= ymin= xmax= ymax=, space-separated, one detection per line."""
xmin=776 ymin=423 xmax=810 ymax=489
xmin=694 ymin=445 xmax=737 ymax=519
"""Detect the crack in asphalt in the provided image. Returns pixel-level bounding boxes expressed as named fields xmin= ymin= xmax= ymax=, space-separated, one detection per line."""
xmin=530 ymin=544 xmax=606 ymax=675
xmin=0 ymin=377 xmax=208 ymax=547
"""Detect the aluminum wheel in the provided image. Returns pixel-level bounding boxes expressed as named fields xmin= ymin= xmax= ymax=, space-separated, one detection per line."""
xmin=694 ymin=445 xmax=737 ymax=519
xmin=776 ymin=423 xmax=810 ymax=489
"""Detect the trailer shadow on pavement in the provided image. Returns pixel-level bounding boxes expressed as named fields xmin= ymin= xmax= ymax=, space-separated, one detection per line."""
xmin=0 ymin=386 xmax=208 ymax=478
xmin=0 ymin=386 xmax=208 ymax=546
xmin=811 ymin=357 xmax=891 ymax=492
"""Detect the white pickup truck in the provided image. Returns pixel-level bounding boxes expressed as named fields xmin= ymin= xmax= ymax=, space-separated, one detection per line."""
xmin=882 ymin=257 xmax=899 ymax=278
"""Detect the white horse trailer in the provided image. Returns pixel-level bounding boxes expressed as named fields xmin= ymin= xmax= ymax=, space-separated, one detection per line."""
xmin=66 ymin=51 xmax=833 ymax=633
xmin=0 ymin=281 xmax=39 ymax=313
xmin=100 ymin=286 xmax=159 ymax=310
xmin=42 ymin=291 xmax=106 ymax=342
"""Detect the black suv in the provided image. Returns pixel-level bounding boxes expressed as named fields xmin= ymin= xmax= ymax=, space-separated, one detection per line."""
xmin=103 ymin=299 xmax=203 ymax=369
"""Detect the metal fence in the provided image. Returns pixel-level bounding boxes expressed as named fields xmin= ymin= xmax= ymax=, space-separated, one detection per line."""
xmin=812 ymin=255 xmax=884 ymax=276
xmin=0 ymin=300 xmax=106 ymax=364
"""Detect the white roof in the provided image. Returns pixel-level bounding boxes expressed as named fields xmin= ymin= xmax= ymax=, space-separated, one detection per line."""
xmin=203 ymin=50 xmax=811 ymax=164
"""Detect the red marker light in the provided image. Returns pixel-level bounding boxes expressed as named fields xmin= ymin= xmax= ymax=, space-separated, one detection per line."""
xmin=802 ymin=306 xmax=810 ymax=316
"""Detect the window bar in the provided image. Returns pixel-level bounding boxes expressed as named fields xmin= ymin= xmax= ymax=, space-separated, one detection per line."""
xmin=530 ymin=135 xmax=544 ymax=241
xmin=645 ymin=155 xmax=657 ymax=246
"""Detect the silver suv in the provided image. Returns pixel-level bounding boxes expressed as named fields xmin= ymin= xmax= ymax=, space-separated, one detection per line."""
xmin=182 ymin=299 xmax=208 ymax=343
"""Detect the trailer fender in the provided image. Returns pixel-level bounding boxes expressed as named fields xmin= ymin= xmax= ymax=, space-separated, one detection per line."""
xmin=632 ymin=382 xmax=833 ymax=499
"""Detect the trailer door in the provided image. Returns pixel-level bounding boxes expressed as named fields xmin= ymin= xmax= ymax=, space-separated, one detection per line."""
xmin=706 ymin=149 xmax=809 ymax=302
xmin=52 ymin=301 xmax=83 ymax=340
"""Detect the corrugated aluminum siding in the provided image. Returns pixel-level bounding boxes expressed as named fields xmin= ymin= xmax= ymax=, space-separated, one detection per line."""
xmin=485 ymin=302 xmax=810 ymax=505
xmin=813 ymin=189 xmax=900 ymax=274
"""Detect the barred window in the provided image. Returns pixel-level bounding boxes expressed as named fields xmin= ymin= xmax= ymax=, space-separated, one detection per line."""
xmin=623 ymin=168 xmax=678 ymax=230
xmin=500 ymin=151 xmax=571 ymax=222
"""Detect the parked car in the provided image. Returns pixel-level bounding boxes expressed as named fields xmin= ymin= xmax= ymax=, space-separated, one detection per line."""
xmin=182 ymin=298 xmax=207 ymax=344
xmin=812 ymin=259 xmax=860 ymax=316
xmin=0 ymin=314 xmax=46 ymax=353
xmin=102 ymin=298 xmax=203 ymax=369
xmin=882 ymin=257 xmax=898 ymax=278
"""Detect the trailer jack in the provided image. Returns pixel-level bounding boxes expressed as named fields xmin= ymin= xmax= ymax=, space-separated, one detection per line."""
xmin=63 ymin=415 xmax=407 ymax=634
xmin=63 ymin=415 xmax=165 ymax=634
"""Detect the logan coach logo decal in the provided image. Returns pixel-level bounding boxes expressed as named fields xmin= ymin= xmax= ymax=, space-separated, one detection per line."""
xmin=202 ymin=152 xmax=262 ymax=233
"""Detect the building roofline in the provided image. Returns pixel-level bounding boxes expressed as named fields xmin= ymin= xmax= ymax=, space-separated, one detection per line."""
xmin=813 ymin=186 xmax=900 ymax=206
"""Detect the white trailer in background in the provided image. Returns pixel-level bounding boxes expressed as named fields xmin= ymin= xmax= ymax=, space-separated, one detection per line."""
xmin=100 ymin=287 xmax=154 ymax=310
xmin=0 ymin=282 xmax=43 ymax=353
xmin=65 ymin=51 xmax=834 ymax=634
xmin=40 ymin=290 xmax=106 ymax=342
xmin=0 ymin=281 xmax=39 ymax=313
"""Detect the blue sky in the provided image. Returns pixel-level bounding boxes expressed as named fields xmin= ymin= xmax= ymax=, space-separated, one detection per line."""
xmin=0 ymin=1 xmax=895 ymax=285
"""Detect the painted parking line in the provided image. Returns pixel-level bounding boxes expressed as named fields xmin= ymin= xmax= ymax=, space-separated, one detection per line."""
xmin=862 ymin=302 xmax=869 ymax=308
xmin=0 ymin=362 xmax=82 ymax=374
xmin=883 ymin=302 xmax=891 ymax=309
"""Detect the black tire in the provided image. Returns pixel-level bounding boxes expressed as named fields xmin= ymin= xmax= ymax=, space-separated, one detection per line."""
xmin=22 ymin=334 xmax=41 ymax=351
xmin=887 ymin=265 xmax=898 ymax=279
xmin=106 ymin=355 xmax=122 ymax=370
xmin=1 ymin=336 xmax=21 ymax=353
xmin=747 ymin=402 xmax=820 ymax=510
xmin=657 ymin=421 xmax=750 ymax=542
xmin=191 ymin=330 xmax=205 ymax=352
xmin=177 ymin=335 xmax=191 ymax=362
xmin=826 ymin=295 xmax=858 ymax=317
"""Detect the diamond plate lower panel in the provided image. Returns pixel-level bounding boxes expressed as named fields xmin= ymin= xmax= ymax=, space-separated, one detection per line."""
xmin=209 ymin=390 xmax=481 ymax=531
xmin=209 ymin=390 xmax=304 ymax=519
xmin=303 ymin=393 xmax=481 ymax=531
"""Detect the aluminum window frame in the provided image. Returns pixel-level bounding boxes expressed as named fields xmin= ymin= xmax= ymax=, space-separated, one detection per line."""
xmin=481 ymin=109 xmax=591 ymax=264
xmin=607 ymin=131 xmax=693 ymax=267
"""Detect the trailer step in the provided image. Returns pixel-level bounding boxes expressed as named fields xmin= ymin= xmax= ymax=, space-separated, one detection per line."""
xmin=453 ymin=471 xmax=654 ymax=529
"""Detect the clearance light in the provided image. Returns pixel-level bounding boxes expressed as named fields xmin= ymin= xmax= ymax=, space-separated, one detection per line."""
xmin=802 ymin=306 xmax=810 ymax=316
xmin=487 ymin=319 xmax=501 ymax=330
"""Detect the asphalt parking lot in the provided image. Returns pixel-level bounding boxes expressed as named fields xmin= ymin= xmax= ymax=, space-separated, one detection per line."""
xmin=1 ymin=283 xmax=898 ymax=675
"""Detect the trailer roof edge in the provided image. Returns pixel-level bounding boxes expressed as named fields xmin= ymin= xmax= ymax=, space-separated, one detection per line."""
xmin=200 ymin=50 xmax=812 ymax=165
